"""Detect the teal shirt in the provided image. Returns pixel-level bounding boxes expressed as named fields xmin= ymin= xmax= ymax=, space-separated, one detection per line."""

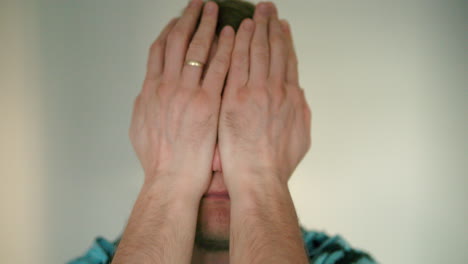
xmin=68 ymin=226 xmax=377 ymax=264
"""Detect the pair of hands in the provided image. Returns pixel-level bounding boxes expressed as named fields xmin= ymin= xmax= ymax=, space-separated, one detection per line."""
xmin=129 ymin=0 xmax=311 ymax=199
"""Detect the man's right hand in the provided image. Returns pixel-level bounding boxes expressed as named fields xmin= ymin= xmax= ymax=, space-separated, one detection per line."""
xmin=128 ymin=0 xmax=234 ymax=198
xmin=114 ymin=1 xmax=234 ymax=263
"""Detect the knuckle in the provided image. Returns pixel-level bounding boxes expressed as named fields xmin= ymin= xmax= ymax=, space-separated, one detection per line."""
xmin=302 ymin=92 xmax=309 ymax=106
xmin=149 ymin=40 xmax=163 ymax=53
xmin=290 ymin=54 xmax=299 ymax=66
xmin=213 ymin=53 xmax=230 ymax=69
xmin=303 ymin=103 xmax=311 ymax=118
xmin=134 ymin=94 xmax=142 ymax=106
xmin=249 ymin=78 xmax=268 ymax=90
xmin=305 ymin=104 xmax=312 ymax=116
xmin=274 ymin=85 xmax=286 ymax=97
xmin=211 ymin=65 xmax=227 ymax=78
xmin=252 ymin=50 xmax=269 ymax=64
xmin=293 ymin=57 xmax=298 ymax=67
xmin=293 ymin=86 xmax=303 ymax=97
xmin=167 ymin=27 xmax=186 ymax=43
xmin=156 ymin=81 xmax=171 ymax=96
xmin=230 ymin=62 xmax=246 ymax=76
xmin=306 ymin=137 xmax=312 ymax=151
xmin=217 ymin=52 xmax=230 ymax=65
xmin=194 ymin=91 xmax=212 ymax=108
xmin=270 ymin=81 xmax=285 ymax=93
xmin=288 ymin=87 xmax=302 ymax=103
xmin=211 ymin=67 xmax=225 ymax=78
xmin=158 ymin=74 xmax=176 ymax=88
xmin=270 ymin=34 xmax=284 ymax=46
xmin=252 ymin=39 xmax=268 ymax=51
xmin=158 ymin=75 xmax=170 ymax=87
xmin=272 ymin=90 xmax=286 ymax=107
xmin=252 ymin=87 xmax=269 ymax=103
xmin=188 ymin=39 xmax=206 ymax=54
xmin=171 ymin=92 xmax=189 ymax=110
xmin=298 ymin=89 xmax=307 ymax=105
xmin=190 ymin=92 xmax=217 ymax=121
xmin=232 ymin=52 xmax=248 ymax=66
xmin=251 ymin=42 xmax=269 ymax=60
xmin=131 ymin=98 xmax=141 ymax=115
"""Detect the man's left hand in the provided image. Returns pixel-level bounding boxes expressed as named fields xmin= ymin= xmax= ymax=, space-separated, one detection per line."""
xmin=218 ymin=2 xmax=311 ymax=195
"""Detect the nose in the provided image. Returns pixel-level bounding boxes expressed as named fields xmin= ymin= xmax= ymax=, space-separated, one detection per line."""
xmin=211 ymin=143 xmax=222 ymax=172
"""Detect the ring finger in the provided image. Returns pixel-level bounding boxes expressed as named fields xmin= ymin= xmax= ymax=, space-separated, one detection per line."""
xmin=182 ymin=1 xmax=219 ymax=87
xmin=164 ymin=0 xmax=204 ymax=82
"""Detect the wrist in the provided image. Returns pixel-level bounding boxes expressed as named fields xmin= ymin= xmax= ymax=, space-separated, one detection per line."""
xmin=225 ymin=168 xmax=289 ymax=203
xmin=141 ymin=172 xmax=203 ymax=207
xmin=115 ymin=172 xmax=201 ymax=264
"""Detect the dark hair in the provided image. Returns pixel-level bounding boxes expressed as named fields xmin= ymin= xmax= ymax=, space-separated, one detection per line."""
xmin=197 ymin=0 xmax=255 ymax=35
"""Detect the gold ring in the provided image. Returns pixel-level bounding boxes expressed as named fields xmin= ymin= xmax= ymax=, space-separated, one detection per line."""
xmin=185 ymin=60 xmax=204 ymax=68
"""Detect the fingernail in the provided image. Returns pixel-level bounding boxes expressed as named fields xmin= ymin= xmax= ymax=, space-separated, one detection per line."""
xmin=222 ymin=25 xmax=233 ymax=37
xmin=243 ymin=19 xmax=254 ymax=31
xmin=189 ymin=0 xmax=199 ymax=7
xmin=205 ymin=1 xmax=216 ymax=14
xmin=280 ymin=19 xmax=289 ymax=32
xmin=271 ymin=3 xmax=278 ymax=17
xmin=259 ymin=2 xmax=271 ymax=16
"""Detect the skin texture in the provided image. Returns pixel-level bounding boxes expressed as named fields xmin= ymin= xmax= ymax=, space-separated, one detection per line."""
xmin=220 ymin=2 xmax=310 ymax=263
xmin=128 ymin=0 xmax=233 ymax=197
xmin=113 ymin=1 xmax=235 ymax=263
xmin=219 ymin=1 xmax=311 ymax=195
xmin=113 ymin=0 xmax=311 ymax=263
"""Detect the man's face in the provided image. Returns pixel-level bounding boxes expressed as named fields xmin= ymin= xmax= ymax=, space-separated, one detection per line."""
xmin=194 ymin=36 xmax=231 ymax=251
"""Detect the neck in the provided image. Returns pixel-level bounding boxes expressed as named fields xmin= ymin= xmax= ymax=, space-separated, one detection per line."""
xmin=191 ymin=245 xmax=229 ymax=264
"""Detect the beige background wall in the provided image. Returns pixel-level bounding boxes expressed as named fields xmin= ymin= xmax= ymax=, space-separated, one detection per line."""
xmin=1 ymin=0 xmax=466 ymax=263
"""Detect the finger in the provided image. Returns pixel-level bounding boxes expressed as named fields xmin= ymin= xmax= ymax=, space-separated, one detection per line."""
xmin=226 ymin=18 xmax=255 ymax=89
xmin=249 ymin=2 xmax=273 ymax=85
xmin=182 ymin=1 xmax=219 ymax=87
xmin=297 ymin=88 xmax=311 ymax=130
xmin=268 ymin=4 xmax=288 ymax=85
xmin=164 ymin=0 xmax=204 ymax=82
xmin=280 ymin=19 xmax=299 ymax=85
xmin=145 ymin=17 xmax=178 ymax=82
xmin=300 ymin=88 xmax=312 ymax=138
xmin=202 ymin=25 xmax=235 ymax=96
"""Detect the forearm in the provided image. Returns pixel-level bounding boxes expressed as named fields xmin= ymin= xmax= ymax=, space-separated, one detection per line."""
xmin=228 ymin=173 xmax=308 ymax=264
xmin=112 ymin=177 xmax=200 ymax=264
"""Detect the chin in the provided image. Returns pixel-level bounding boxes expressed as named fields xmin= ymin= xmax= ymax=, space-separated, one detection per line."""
xmin=196 ymin=197 xmax=231 ymax=241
